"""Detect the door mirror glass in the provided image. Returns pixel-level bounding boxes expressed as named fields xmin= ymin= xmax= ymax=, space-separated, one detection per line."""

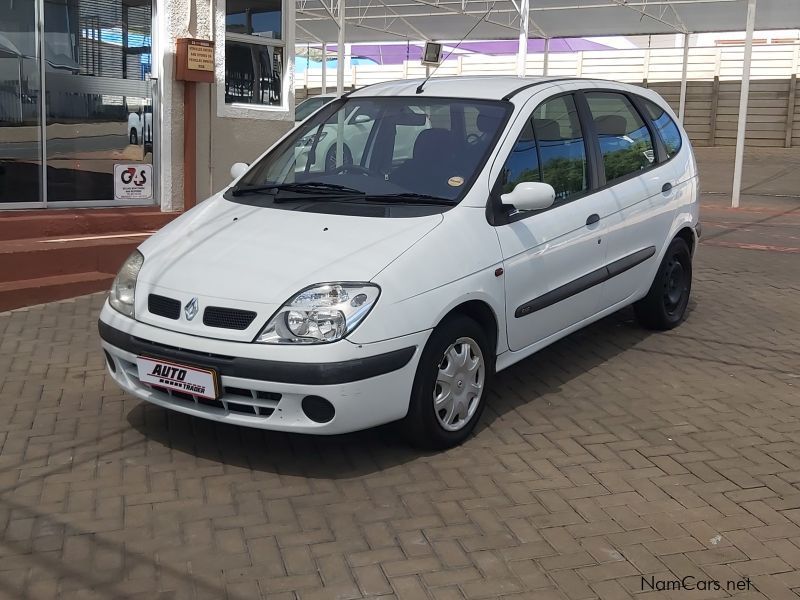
xmin=230 ymin=162 xmax=249 ymax=180
xmin=500 ymin=181 xmax=555 ymax=212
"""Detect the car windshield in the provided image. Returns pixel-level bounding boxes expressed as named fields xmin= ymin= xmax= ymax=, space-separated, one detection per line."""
xmin=234 ymin=96 xmax=510 ymax=204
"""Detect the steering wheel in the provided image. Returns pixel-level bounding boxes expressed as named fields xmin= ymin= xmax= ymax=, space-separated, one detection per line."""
xmin=466 ymin=133 xmax=482 ymax=145
xmin=331 ymin=164 xmax=379 ymax=177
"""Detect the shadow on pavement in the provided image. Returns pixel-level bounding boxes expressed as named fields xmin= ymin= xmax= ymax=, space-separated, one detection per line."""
xmin=127 ymin=305 xmax=665 ymax=479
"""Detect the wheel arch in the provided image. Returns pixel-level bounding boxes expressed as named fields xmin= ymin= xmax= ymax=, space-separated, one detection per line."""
xmin=674 ymin=225 xmax=696 ymax=256
xmin=437 ymin=299 xmax=500 ymax=365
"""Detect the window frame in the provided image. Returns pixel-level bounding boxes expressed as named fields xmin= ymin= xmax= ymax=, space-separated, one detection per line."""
xmin=582 ymin=89 xmax=662 ymax=188
xmin=217 ymin=0 xmax=293 ymax=120
xmin=632 ymin=95 xmax=682 ymax=164
xmin=487 ymin=90 xmax=599 ymax=226
xmin=487 ymin=88 xmax=676 ymax=227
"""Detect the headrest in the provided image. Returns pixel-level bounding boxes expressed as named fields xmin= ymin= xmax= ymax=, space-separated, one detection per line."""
xmin=413 ymin=128 xmax=452 ymax=160
xmin=594 ymin=114 xmax=628 ymax=136
xmin=476 ymin=112 xmax=500 ymax=135
xmin=533 ymin=118 xmax=561 ymax=141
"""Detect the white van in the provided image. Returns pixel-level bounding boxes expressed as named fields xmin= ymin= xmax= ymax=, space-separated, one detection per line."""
xmin=100 ymin=76 xmax=699 ymax=449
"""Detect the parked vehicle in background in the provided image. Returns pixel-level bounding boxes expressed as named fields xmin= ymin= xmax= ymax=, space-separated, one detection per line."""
xmin=295 ymin=94 xmax=335 ymax=122
xmin=100 ymin=76 xmax=699 ymax=449
xmin=127 ymin=106 xmax=152 ymax=148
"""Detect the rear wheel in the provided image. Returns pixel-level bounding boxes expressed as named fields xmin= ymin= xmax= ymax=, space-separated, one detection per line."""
xmin=129 ymin=129 xmax=138 ymax=145
xmin=634 ymin=237 xmax=692 ymax=330
xmin=402 ymin=315 xmax=492 ymax=449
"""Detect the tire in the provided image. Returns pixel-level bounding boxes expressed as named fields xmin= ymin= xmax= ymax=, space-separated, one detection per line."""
xmin=325 ymin=144 xmax=352 ymax=171
xmin=402 ymin=315 xmax=493 ymax=449
xmin=634 ymin=237 xmax=692 ymax=330
xmin=129 ymin=129 xmax=138 ymax=145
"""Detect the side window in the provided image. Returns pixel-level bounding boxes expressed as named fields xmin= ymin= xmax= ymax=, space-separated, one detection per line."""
xmin=532 ymin=95 xmax=588 ymax=202
xmin=585 ymin=92 xmax=656 ymax=183
xmin=642 ymin=99 xmax=682 ymax=160
xmin=498 ymin=119 xmax=540 ymax=194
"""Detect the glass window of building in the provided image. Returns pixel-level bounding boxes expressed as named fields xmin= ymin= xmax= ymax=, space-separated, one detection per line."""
xmin=1 ymin=0 xmax=154 ymax=206
xmin=225 ymin=0 xmax=284 ymax=107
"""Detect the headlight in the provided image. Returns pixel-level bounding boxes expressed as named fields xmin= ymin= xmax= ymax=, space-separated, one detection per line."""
xmin=300 ymin=130 xmax=327 ymax=147
xmin=109 ymin=250 xmax=144 ymax=318
xmin=256 ymin=283 xmax=380 ymax=344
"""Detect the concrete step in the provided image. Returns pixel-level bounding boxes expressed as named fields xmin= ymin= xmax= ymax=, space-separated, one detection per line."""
xmin=0 ymin=207 xmax=178 ymax=241
xmin=0 ymin=271 xmax=114 ymax=313
xmin=0 ymin=233 xmax=148 ymax=283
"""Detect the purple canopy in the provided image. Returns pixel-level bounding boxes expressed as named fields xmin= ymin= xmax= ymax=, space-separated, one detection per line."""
xmin=320 ymin=38 xmax=611 ymax=65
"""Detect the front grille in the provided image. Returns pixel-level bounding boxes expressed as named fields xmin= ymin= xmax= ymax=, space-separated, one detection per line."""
xmin=148 ymin=294 xmax=180 ymax=319
xmin=114 ymin=355 xmax=281 ymax=419
xmin=203 ymin=306 xmax=257 ymax=330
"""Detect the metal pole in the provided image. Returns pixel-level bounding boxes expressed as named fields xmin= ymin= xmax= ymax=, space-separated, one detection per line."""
xmin=337 ymin=0 xmax=345 ymax=95
xmin=678 ymin=33 xmax=689 ymax=122
xmin=543 ymin=37 xmax=550 ymax=76
xmin=321 ymin=42 xmax=327 ymax=94
xmin=731 ymin=0 xmax=756 ymax=209
xmin=516 ymin=0 xmax=529 ymax=77
xmin=336 ymin=0 xmax=345 ymax=164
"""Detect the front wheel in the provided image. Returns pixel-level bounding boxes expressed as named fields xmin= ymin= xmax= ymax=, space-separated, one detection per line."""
xmin=129 ymin=129 xmax=138 ymax=145
xmin=402 ymin=315 xmax=492 ymax=449
xmin=634 ymin=237 xmax=692 ymax=330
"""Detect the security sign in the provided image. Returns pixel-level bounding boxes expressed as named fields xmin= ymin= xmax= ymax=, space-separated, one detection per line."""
xmin=114 ymin=163 xmax=153 ymax=200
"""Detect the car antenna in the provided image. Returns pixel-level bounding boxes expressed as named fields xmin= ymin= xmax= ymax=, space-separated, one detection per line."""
xmin=415 ymin=2 xmax=497 ymax=95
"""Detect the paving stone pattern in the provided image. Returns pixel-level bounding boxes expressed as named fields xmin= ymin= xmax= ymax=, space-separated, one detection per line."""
xmin=0 ymin=232 xmax=799 ymax=598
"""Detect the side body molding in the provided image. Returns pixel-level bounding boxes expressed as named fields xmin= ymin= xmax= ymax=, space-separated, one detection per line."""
xmin=515 ymin=246 xmax=656 ymax=318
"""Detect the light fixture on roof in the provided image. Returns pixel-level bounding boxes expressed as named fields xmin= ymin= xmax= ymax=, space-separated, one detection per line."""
xmin=421 ymin=41 xmax=443 ymax=66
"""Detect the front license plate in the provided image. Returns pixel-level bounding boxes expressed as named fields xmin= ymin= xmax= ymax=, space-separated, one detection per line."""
xmin=136 ymin=356 xmax=219 ymax=400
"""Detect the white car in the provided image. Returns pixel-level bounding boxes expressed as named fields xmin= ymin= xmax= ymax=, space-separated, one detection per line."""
xmin=100 ymin=76 xmax=699 ymax=449
xmin=295 ymin=94 xmax=335 ymax=123
xmin=128 ymin=106 xmax=153 ymax=146
xmin=295 ymin=99 xmax=430 ymax=171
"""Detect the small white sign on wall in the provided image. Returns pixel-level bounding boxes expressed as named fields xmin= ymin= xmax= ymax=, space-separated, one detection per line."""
xmin=114 ymin=164 xmax=153 ymax=201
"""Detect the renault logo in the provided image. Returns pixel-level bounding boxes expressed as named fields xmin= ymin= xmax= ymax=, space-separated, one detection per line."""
xmin=184 ymin=297 xmax=199 ymax=321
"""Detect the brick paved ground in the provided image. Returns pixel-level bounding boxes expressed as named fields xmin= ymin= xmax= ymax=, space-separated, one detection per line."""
xmin=1 ymin=198 xmax=799 ymax=599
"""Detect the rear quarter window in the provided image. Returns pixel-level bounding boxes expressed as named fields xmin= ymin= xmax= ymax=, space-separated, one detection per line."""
xmin=642 ymin=99 xmax=682 ymax=160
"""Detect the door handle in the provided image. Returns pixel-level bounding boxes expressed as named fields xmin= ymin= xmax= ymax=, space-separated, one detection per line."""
xmin=586 ymin=213 xmax=600 ymax=226
xmin=662 ymin=182 xmax=673 ymax=193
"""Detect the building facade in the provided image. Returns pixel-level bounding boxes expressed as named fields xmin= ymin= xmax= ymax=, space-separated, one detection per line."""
xmin=0 ymin=0 xmax=296 ymax=211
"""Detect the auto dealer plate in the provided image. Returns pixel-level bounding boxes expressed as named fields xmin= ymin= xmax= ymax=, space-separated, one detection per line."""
xmin=136 ymin=357 xmax=219 ymax=400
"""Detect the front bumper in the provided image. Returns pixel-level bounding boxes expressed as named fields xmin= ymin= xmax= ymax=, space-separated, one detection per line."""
xmin=99 ymin=302 xmax=428 ymax=434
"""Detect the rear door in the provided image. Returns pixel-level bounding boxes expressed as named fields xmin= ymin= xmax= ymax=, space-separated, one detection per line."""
xmin=581 ymin=90 xmax=680 ymax=308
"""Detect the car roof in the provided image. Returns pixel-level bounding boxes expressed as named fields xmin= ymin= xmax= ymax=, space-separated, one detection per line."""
xmin=347 ymin=76 xmax=658 ymax=102
xmin=347 ymin=76 xmax=575 ymax=100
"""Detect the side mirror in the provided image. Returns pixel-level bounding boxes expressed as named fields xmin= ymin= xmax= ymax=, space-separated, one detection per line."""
xmin=500 ymin=181 xmax=555 ymax=212
xmin=230 ymin=162 xmax=249 ymax=180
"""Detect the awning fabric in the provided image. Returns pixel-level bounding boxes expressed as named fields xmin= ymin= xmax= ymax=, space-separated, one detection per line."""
xmin=295 ymin=0 xmax=800 ymax=43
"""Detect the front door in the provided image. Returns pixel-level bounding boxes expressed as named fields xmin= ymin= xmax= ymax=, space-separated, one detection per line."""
xmin=493 ymin=93 xmax=609 ymax=352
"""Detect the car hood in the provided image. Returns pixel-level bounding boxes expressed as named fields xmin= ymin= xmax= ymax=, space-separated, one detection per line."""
xmin=137 ymin=195 xmax=443 ymax=305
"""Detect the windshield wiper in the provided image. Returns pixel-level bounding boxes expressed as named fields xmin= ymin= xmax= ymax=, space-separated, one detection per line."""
xmin=362 ymin=193 xmax=454 ymax=206
xmin=231 ymin=182 xmax=365 ymax=197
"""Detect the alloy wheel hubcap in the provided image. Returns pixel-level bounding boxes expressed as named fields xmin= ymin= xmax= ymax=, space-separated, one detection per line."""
xmin=433 ymin=337 xmax=485 ymax=432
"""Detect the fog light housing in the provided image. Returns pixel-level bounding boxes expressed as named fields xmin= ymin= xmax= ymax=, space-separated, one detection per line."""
xmin=301 ymin=396 xmax=335 ymax=423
